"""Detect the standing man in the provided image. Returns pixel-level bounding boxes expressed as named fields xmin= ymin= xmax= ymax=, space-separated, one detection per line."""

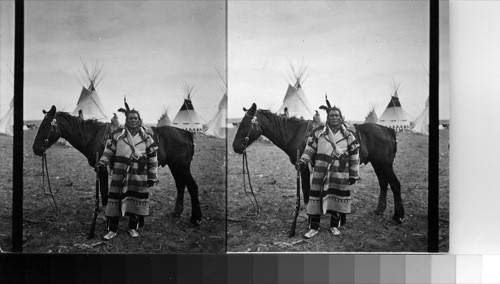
xmin=98 ymin=109 xmax=158 ymax=240
xmin=297 ymin=101 xmax=360 ymax=239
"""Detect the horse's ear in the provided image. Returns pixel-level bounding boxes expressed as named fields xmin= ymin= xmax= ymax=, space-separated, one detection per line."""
xmin=42 ymin=110 xmax=47 ymax=114
xmin=243 ymin=107 xmax=247 ymax=112
xmin=47 ymin=105 xmax=56 ymax=117
xmin=248 ymin=103 xmax=257 ymax=115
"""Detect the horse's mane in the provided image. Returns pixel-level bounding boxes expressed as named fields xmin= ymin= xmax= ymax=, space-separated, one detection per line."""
xmin=257 ymin=109 xmax=307 ymax=138
xmin=56 ymin=111 xmax=107 ymax=128
xmin=258 ymin=109 xmax=307 ymax=123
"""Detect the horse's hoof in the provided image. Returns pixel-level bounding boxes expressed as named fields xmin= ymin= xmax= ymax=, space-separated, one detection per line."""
xmin=171 ymin=212 xmax=181 ymax=218
xmin=392 ymin=215 xmax=404 ymax=224
xmin=190 ymin=218 xmax=201 ymax=227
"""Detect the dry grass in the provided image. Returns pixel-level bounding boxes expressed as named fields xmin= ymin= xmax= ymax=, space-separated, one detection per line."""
xmin=0 ymin=127 xmax=225 ymax=254
xmin=0 ymin=124 xmax=450 ymax=253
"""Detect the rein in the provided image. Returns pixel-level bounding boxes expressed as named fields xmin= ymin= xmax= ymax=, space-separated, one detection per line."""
xmin=41 ymin=152 xmax=58 ymax=213
xmin=242 ymin=150 xmax=260 ymax=216
xmin=241 ymin=113 xmax=261 ymax=216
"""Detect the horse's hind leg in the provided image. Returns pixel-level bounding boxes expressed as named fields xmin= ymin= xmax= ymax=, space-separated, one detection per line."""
xmin=373 ymin=164 xmax=389 ymax=215
xmin=170 ymin=168 xmax=185 ymax=218
xmin=183 ymin=169 xmax=202 ymax=226
xmin=386 ymin=166 xmax=404 ymax=224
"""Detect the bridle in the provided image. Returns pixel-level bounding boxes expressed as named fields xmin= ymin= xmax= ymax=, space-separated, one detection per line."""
xmin=40 ymin=114 xmax=61 ymax=152
xmin=241 ymin=112 xmax=261 ymax=149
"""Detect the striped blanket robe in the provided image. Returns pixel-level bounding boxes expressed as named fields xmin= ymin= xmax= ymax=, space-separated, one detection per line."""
xmin=300 ymin=124 xmax=360 ymax=215
xmin=99 ymin=126 xmax=158 ymax=217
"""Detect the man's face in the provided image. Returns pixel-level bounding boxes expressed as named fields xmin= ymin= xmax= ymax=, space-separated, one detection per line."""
xmin=127 ymin=113 xmax=140 ymax=130
xmin=327 ymin=110 xmax=341 ymax=127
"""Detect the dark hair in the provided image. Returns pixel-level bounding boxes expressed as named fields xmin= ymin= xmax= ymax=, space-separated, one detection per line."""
xmin=327 ymin=107 xmax=342 ymax=118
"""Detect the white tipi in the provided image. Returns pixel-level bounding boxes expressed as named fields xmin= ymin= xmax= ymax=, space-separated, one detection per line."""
xmin=412 ymin=96 xmax=429 ymax=135
xmin=364 ymin=105 xmax=378 ymax=124
xmin=157 ymin=107 xmax=171 ymax=127
xmin=0 ymin=97 xmax=14 ymax=136
xmin=171 ymin=83 xmax=206 ymax=132
xmin=277 ymin=64 xmax=314 ymax=120
xmin=72 ymin=61 xmax=108 ymax=121
xmin=204 ymin=75 xmax=227 ymax=138
xmin=377 ymin=82 xmax=413 ymax=130
xmin=204 ymin=93 xmax=227 ymax=139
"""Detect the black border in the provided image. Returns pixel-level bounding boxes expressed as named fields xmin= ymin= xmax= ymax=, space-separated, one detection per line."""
xmin=12 ymin=0 xmax=24 ymax=253
xmin=428 ymin=0 xmax=440 ymax=252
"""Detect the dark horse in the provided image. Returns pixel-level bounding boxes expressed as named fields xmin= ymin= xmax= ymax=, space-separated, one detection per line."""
xmin=32 ymin=105 xmax=201 ymax=225
xmin=232 ymin=103 xmax=404 ymax=223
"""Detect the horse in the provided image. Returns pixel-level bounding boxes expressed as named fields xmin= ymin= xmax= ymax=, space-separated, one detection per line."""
xmin=232 ymin=103 xmax=404 ymax=224
xmin=32 ymin=105 xmax=202 ymax=226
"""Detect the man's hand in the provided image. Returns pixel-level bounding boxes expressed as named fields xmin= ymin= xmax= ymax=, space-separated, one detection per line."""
xmin=147 ymin=180 xmax=156 ymax=187
xmin=95 ymin=163 xmax=106 ymax=173
xmin=295 ymin=159 xmax=306 ymax=170
xmin=349 ymin=178 xmax=357 ymax=185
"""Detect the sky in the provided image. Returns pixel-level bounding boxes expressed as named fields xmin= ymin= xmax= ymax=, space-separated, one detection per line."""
xmin=1 ymin=0 xmax=449 ymax=124
xmin=228 ymin=0 xmax=449 ymax=121
xmin=0 ymin=0 xmax=226 ymax=124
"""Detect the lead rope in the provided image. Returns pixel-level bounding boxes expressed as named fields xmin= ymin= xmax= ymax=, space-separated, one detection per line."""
xmin=42 ymin=152 xmax=58 ymax=214
xmin=242 ymin=149 xmax=260 ymax=216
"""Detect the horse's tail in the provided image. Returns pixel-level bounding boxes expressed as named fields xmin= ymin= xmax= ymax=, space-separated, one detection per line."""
xmin=388 ymin=127 xmax=398 ymax=157
xmin=183 ymin=129 xmax=195 ymax=159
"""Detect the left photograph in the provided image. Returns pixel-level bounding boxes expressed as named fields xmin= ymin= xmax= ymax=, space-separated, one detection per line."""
xmin=0 ymin=0 xmax=226 ymax=253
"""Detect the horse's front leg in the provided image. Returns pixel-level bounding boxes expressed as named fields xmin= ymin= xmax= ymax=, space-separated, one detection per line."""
xmin=300 ymin=167 xmax=310 ymax=205
xmin=99 ymin=169 xmax=109 ymax=208
xmin=299 ymin=167 xmax=310 ymax=221
xmin=97 ymin=169 xmax=109 ymax=221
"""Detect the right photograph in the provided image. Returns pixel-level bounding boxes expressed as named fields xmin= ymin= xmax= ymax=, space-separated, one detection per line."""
xmin=227 ymin=0 xmax=449 ymax=252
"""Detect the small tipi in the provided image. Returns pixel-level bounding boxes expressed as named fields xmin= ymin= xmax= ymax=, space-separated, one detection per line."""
xmin=377 ymin=81 xmax=413 ymax=129
xmin=157 ymin=107 xmax=171 ymax=127
xmin=72 ymin=61 xmax=108 ymax=121
xmin=277 ymin=63 xmax=314 ymax=120
xmin=171 ymin=83 xmax=206 ymax=132
xmin=364 ymin=105 xmax=378 ymax=124
xmin=204 ymin=93 xmax=227 ymax=139
xmin=411 ymin=96 xmax=429 ymax=135
xmin=0 ymin=97 xmax=14 ymax=136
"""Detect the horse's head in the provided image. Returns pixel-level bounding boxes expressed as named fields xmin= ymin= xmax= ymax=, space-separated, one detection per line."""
xmin=232 ymin=103 xmax=262 ymax=154
xmin=32 ymin=105 xmax=61 ymax=156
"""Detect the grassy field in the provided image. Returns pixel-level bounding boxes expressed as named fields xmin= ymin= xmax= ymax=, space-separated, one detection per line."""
xmin=227 ymin=127 xmax=449 ymax=252
xmin=0 ymin=126 xmax=226 ymax=254
xmin=0 ymin=122 xmax=449 ymax=253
